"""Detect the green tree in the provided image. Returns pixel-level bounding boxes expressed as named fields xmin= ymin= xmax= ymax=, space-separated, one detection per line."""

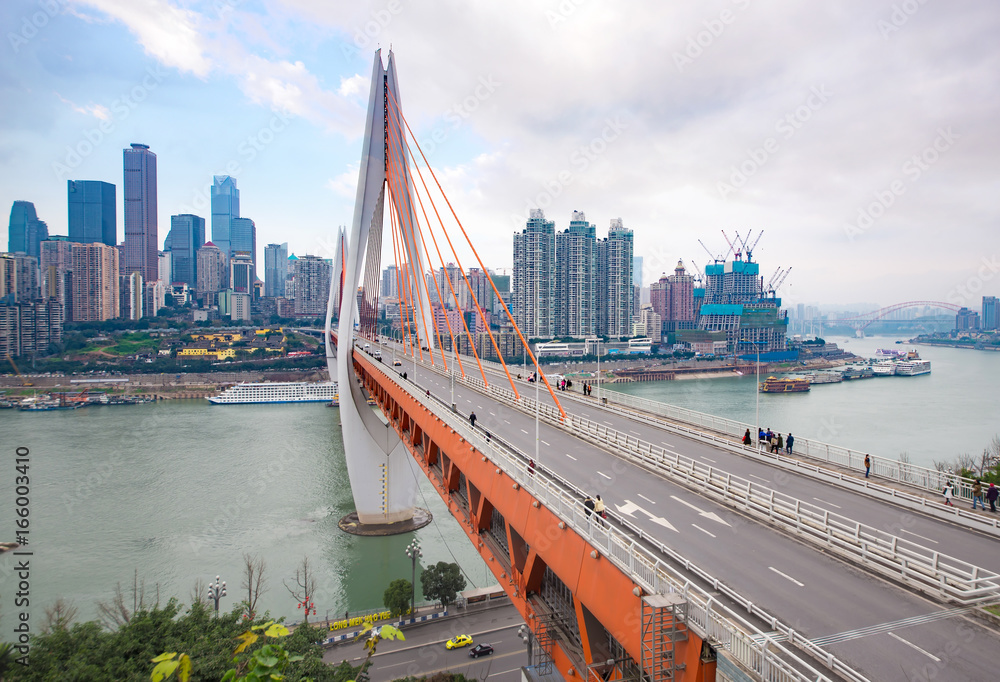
xmin=382 ymin=579 xmax=412 ymax=617
xmin=420 ymin=562 xmax=466 ymax=609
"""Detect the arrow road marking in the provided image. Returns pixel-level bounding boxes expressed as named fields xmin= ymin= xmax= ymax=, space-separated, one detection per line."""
xmin=615 ymin=499 xmax=678 ymax=533
xmin=670 ymin=495 xmax=731 ymax=526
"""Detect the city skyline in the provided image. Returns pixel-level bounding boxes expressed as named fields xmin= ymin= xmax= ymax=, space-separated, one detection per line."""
xmin=1 ymin=1 xmax=998 ymax=307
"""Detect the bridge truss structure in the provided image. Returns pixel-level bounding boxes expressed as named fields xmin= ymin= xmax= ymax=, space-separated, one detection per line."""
xmin=833 ymin=301 xmax=961 ymax=331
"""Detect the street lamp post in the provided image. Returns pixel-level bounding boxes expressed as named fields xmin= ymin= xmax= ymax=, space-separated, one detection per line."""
xmin=535 ymin=366 xmax=540 ymax=466
xmin=405 ymin=538 xmax=422 ymax=617
xmin=596 ymin=339 xmax=602 ymax=402
xmin=207 ymin=575 xmax=226 ymax=616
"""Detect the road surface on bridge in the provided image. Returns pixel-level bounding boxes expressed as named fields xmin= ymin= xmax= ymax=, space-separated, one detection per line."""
xmin=374 ymin=351 xmax=1000 ymax=681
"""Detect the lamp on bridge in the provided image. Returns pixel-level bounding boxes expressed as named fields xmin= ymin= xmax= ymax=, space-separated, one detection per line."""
xmin=741 ymin=340 xmax=766 ymax=451
xmin=207 ymin=575 xmax=226 ymax=616
xmin=405 ymin=538 xmax=422 ymax=617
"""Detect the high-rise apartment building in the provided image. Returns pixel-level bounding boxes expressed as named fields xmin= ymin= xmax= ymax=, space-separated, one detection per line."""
xmin=123 ymin=143 xmax=158 ymax=282
xmin=465 ymin=268 xmax=495 ymax=315
xmin=0 ymin=252 xmax=39 ymax=304
xmin=211 ymin=175 xmax=240 ymax=259
xmin=0 ymin=300 xmax=63 ymax=358
xmin=67 ymin=180 xmax=116 ymax=245
xmin=381 ymin=265 xmax=399 ymax=300
xmin=293 ymin=255 xmax=332 ymax=318
xmin=8 ymin=201 xmax=48 ymax=260
xmin=982 ymin=296 xmax=999 ymax=331
xmin=956 ymin=307 xmax=980 ymax=331
xmin=196 ymin=242 xmax=226 ymax=305
xmin=165 ymin=214 xmax=205 ymax=289
xmin=230 ymin=254 xmax=254 ymax=294
xmin=41 ymin=239 xmax=74 ymax=322
xmin=597 ymin=218 xmax=633 ymax=337
xmin=555 ymin=211 xmax=596 ymax=337
xmin=512 ymin=209 xmax=556 ymax=338
xmin=264 ymin=243 xmax=288 ymax=297
xmin=121 ymin=271 xmax=144 ymax=320
xmin=158 ymin=250 xmax=172 ymax=284
xmin=71 ymin=242 xmax=119 ymax=321
xmin=651 ymin=260 xmax=695 ymax=334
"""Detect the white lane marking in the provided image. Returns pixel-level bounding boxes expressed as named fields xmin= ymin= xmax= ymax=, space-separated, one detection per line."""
xmin=489 ymin=411 xmax=495 ymax=416
xmin=521 ymin=429 xmax=529 ymax=435
xmin=700 ymin=456 xmax=717 ymax=463
xmin=662 ymin=442 xmax=674 ymax=448
xmin=669 ymin=495 xmax=731 ymax=526
xmin=565 ymin=453 xmax=578 ymax=461
xmin=604 ymin=420 xmax=614 ymax=425
xmin=899 ymin=528 xmax=939 ymax=545
xmin=581 ymin=412 xmax=591 ymax=417
xmin=768 ymin=566 xmax=804 ymax=587
xmin=598 ymin=471 xmax=611 ymax=480
xmin=691 ymin=524 xmax=716 ymax=538
xmin=629 ymin=430 xmax=641 ymax=435
xmin=749 ymin=474 xmax=770 ymax=483
xmin=541 ymin=440 xmax=550 ymax=446
xmin=637 ymin=493 xmax=656 ymax=504
xmin=812 ymin=497 xmax=842 ymax=509
xmin=887 ymin=632 xmax=941 ymax=662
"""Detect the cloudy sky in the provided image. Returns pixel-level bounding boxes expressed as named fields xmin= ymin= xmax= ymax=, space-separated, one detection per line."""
xmin=2 ymin=0 xmax=998 ymax=309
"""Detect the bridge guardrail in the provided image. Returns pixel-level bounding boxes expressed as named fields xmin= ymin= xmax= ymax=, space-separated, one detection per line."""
xmin=455 ymin=352 xmax=982 ymax=506
xmin=363 ymin=352 xmax=865 ymax=682
xmin=455 ymin=371 xmax=1000 ymax=606
xmin=459 ymin=354 xmax=1000 ymax=537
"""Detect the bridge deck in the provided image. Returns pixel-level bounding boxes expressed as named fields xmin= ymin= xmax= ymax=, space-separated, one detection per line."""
xmin=365 ymin=344 xmax=1000 ymax=681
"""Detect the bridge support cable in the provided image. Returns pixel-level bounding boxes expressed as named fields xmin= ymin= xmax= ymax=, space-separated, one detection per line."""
xmin=383 ymin=92 xmax=569 ymax=419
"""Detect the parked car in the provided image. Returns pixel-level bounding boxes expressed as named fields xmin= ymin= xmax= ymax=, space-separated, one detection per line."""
xmin=469 ymin=644 xmax=494 ymax=658
xmin=393 ymin=360 xmax=403 ymax=366
xmin=445 ymin=634 xmax=473 ymax=650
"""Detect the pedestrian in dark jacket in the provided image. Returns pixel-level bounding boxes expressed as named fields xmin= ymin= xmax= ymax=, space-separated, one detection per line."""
xmin=469 ymin=411 xmax=477 ymax=428
xmin=972 ymin=479 xmax=984 ymax=510
xmin=742 ymin=429 xmax=752 ymax=445
xmin=584 ymin=496 xmax=595 ymax=518
xmin=776 ymin=434 xmax=784 ymax=451
xmin=864 ymin=455 xmax=870 ymax=478
xmin=785 ymin=433 xmax=794 ymax=454
xmin=987 ymin=483 xmax=998 ymax=513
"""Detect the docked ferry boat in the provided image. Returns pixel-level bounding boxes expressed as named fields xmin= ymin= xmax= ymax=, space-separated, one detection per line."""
xmin=894 ymin=359 xmax=931 ymax=376
xmin=760 ymin=376 xmax=810 ymax=393
xmin=208 ymin=381 xmax=339 ymax=404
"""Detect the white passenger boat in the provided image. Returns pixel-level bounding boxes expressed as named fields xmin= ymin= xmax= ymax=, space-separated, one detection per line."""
xmin=894 ymin=359 xmax=931 ymax=376
xmin=208 ymin=381 xmax=339 ymax=404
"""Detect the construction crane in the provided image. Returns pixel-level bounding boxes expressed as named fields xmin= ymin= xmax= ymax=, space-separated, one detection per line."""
xmin=6 ymin=353 xmax=32 ymax=387
xmin=721 ymin=230 xmax=741 ymax=262
xmin=771 ymin=267 xmax=792 ymax=295
xmin=744 ymin=230 xmax=763 ymax=263
xmin=698 ymin=239 xmax=724 ymax=264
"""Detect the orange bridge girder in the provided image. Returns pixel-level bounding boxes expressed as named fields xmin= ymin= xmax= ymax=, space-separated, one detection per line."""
xmin=353 ymin=352 xmax=715 ymax=681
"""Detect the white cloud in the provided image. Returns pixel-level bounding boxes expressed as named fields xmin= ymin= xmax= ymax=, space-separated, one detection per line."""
xmin=54 ymin=92 xmax=112 ymax=121
xmin=327 ymin=165 xmax=360 ymax=198
xmin=338 ymin=74 xmax=367 ymax=98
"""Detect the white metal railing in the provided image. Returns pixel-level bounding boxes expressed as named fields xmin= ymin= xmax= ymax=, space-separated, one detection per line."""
xmin=470 ymin=376 xmax=1000 ymax=606
xmin=455 ymin=356 xmax=1000 ymax=536
xmin=359 ymin=351 xmax=865 ymax=682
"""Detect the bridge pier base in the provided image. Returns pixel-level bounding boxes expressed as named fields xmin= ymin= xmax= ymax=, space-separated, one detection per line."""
xmin=337 ymin=507 xmax=433 ymax=536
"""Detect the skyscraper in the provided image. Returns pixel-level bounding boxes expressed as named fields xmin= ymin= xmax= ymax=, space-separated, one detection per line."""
xmin=982 ymin=296 xmax=999 ymax=331
xmin=555 ymin=211 xmax=597 ymax=337
xmin=71 ymin=242 xmax=119 ymax=321
xmin=0 ymin=252 xmax=39 ymax=304
xmin=165 ymin=214 xmax=205 ymax=289
xmin=41 ymin=239 xmax=74 ymax=321
xmin=380 ymin=264 xmax=399 ymax=300
xmin=68 ymin=180 xmax=116 ymax=245
xmin=230 ymin=254 xmax=254 ymax=294
xmin=196 ymin=242 xmax=226 ymax=305
xmin=8 ymin=201 xmax=48 ymax=259
xmin=230 ymin=216 xmax=256 ymax=281
xmin=293 ymin=255 xmax=332 ymax=318
xmin=597 ymin=218 xmax=634 ymax=337
xmin=211 ymin=175 xmax=240 ymax=259
xmin=123 ymin=143 xmax=158 ymax=282
xmin=512 ymin=209 xmax=556 ymax=339
xmin=264 ymin=243 xmax=288 ymax=297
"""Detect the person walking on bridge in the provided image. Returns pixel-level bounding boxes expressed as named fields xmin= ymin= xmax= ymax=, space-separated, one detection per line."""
xmin=972 ymin=479 xmax=984 ymax=510
xmin=742 ymin=429 xmax=752 ymax=446
xmin=584 ymin=495 xmax=595 ymax=518
xmin=942 ymin=481 xmax=955 ymax=506
xmin=594 ymin=495 xmax=606 ymax=525
xmin=469 ymin=411 xmax=477 ymax=428
xmin=864 ymin=454 xmax=871 ymax=478
xmin=987 ymin=483 xmax=998 ymax=512
xmin=776 ymin=433 xmax=784 ymax=452
xmin=785 ymin=433 xmax=794 ymax=454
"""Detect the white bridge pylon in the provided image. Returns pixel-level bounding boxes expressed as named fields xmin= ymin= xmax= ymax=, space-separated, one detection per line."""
xmin=326 ymin=50 xmax=434 ymax=525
